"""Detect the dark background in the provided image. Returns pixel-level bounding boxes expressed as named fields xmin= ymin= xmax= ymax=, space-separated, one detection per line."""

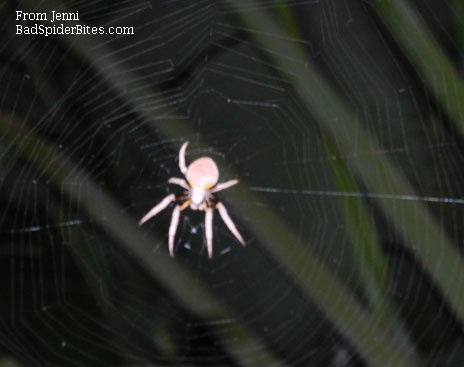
xmin=0 ymin=0 xmax=464 ymax=366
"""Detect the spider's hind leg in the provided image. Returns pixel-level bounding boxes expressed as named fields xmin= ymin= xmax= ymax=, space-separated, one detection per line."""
xmin=179 ymin=141 xmax=189 ymax=174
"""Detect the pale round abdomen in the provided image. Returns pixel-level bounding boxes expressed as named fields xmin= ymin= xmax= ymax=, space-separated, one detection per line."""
xmin=186 ymin=157 xmax=219 ymax=189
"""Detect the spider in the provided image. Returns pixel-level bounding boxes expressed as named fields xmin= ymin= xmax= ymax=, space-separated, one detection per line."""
xmin=139 ymin=141 xmax=245 ymax=258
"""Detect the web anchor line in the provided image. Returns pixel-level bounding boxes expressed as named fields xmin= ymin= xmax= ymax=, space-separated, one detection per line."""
xmin=249 ymin=187 xmax=464 ymax=205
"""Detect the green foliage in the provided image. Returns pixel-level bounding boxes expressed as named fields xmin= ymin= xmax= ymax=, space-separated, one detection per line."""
xmin=2 ymin=0 xmax=464 ymax=366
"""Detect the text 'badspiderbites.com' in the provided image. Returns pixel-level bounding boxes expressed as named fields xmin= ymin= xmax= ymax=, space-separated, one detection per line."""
xmin=15 ymin=10 xmax=134 ymax=37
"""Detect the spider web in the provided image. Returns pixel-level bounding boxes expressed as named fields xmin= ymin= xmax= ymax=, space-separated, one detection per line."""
xmin=1 ymin=0 xmax=464 ymax=366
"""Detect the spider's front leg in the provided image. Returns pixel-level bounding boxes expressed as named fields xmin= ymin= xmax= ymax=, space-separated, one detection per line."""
xmin=169 ymin=205 xmax=181 ymax=257
xmin=168 ymin=200 xmax=190 ymax=257
xmin=139 ymin=194 xmax=176 ymax=226
xmin=216 ymin=202 xmax=245 ymax=246
xmin=205 ymin=207 xmax=214 ymax=258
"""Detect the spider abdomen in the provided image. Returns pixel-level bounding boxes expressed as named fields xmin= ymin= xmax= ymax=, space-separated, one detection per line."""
xmin=186 ymin=157 xmax=219 ymax=189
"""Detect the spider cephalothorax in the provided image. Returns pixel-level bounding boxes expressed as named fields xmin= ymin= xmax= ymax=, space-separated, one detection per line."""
xmin=139 ymin=141 xmax=245 ymax=258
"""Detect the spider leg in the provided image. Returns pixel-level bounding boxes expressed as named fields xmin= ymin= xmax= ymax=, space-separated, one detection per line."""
xmin=179 ymin=141 xmax=189 ymax=174
xmin=139 ymin=194 xmax=176 ymax=226
xmin=211 ymin=179 xmax=239 ymax=193
xmin=180 ymin=200 xmax=190 ymax=210
xmin=216 ymin=202 xmax=245 ymax=246
xmin=205 ymin=207 xmax=213 ymax=258
xmin=168 ymin=177 xmax=190 ymax=189
xmin=169 ymin=205 xmax=181 ymax=257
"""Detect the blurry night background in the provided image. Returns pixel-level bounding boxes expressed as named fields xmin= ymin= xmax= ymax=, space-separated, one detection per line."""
xmin=1 ymin=0 xmax=464 ymax=366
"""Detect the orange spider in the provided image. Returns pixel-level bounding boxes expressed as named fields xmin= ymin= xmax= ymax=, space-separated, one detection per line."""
xmin=139 ymin=141 xmax=245 ymax=258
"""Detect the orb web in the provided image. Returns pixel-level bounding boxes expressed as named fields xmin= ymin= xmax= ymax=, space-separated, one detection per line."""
xmin=1 ymin=1 xmax=463 ymax=366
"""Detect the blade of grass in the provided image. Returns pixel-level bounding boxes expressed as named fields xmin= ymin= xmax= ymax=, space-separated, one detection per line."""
xmin=323 ymin=136 xmax=412 ymax=346
xmin=276 ymin=0 xmax=414 ymax=351
xmin=373 ymin=0 xmax=464 ymax=137
xmin=455 ymin=0 xmax=464 ymax=58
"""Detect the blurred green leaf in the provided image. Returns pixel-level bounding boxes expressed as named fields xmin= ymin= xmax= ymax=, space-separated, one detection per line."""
xmin=373 ymin=0 xmax=464 ymax=137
